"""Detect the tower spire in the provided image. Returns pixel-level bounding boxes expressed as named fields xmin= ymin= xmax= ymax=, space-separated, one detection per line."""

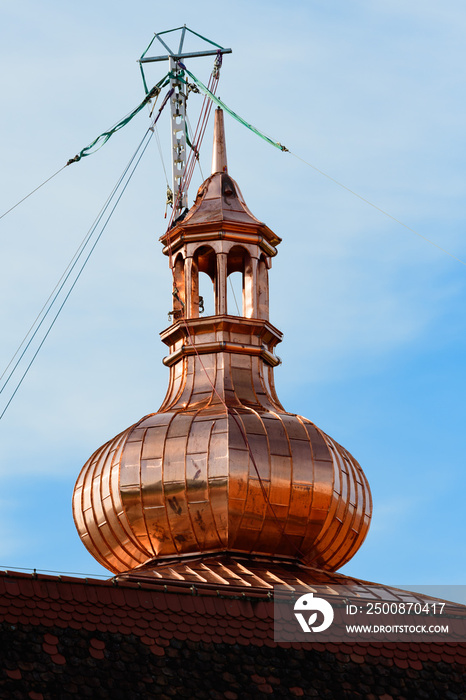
xmin=211 ymin=108 xmax=228 ymax=174
xmin=73 ymin=114 xmax=372 ymax=575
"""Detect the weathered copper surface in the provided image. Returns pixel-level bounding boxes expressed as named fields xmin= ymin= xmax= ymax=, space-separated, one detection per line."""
xmin=211 ymin=107 xmax=228 ymax=174
xmin=73 ymin=109 xmax=372 ymax=574
xmin=117 ymin=553 xmax=463 ymax=608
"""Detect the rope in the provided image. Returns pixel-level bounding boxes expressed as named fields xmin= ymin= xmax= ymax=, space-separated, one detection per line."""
xmin=289 ymin=151 xmax=466 ymax=268
xmin=0 ymin=130 xmax=155 ymax=421
xmin=180 ymin=76 xmax=216 ymax=202
xmin=154 ymin=124 xmax=170 ymax=186
xmin=0 ymin=78 xmax=170 ymax=224
xmin=0 ymin=129 xmax=152 ymax=401
xmin=186 ymin=113 xmax=204 ymax=181
xmin=0 ymin=140 xmax=144 ymax=386
xmin=0 ymin=85 xmax=175 ymax=407
xmin=0 ymin=165 xmax=67 ymax=222
xmin=228 ymin=275 xmax=241 ymax=315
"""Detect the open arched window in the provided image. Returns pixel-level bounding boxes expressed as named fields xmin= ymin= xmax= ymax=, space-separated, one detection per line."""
xmin=227 ymin=271 xmax=242 ymax=316
xmin=227 ymin=245 xmax=254 ymax=318
xmin=193 ymin=245 xmax=216 ymax=317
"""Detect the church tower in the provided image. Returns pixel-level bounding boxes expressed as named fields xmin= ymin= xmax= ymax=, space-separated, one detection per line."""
xmin=73 ymin=109 xmax=372 ymax=575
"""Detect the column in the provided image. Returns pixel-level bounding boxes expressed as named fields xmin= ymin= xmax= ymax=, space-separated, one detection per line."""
xmin=244 ymin=256 xmax=258 ymax=318
xmin=216 ymin=253 xmax=227 ymax=315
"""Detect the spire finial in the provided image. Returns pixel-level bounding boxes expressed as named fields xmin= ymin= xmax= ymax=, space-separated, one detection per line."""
xmin=211 ymin=107 xmax=228 ymax=174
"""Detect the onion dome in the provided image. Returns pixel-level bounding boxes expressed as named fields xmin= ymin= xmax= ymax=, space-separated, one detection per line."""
xmin=73 ymin=109 xmax=372 ymax=575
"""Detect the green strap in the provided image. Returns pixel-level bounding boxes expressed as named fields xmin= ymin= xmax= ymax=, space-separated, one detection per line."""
xmin=179 ymin=65 xmax=288 ymax=152
xmin=185 ymin=122 xmax=194 ymax=150
xmin=68 ymin=75 xmax=169 ymax=164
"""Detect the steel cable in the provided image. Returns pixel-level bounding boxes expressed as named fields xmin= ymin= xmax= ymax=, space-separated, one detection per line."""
xmin=0 ymin=130 xmax=152 ymax=390
xmin=0 ymin=129 xmax=154 ymax=421
xmin=0 ymin=166 xmax=67 ymax=222
xmin=288 ymin=150 xmax=466 ymax=267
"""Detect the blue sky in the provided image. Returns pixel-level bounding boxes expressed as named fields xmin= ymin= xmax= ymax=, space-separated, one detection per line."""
xmin=0 ymin=1 xmax=465 ymax=595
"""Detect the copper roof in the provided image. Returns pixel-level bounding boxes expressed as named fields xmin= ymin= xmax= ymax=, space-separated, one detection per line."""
xmin=160 ymin=170 xmax=281 ymax=254
xmin=73 ymin=109 xmax=371 ymax=578
xmin=73 ymin=406 xmax=371 ymax=574
xmin=160 ymin=109 xmax=280 ymax=252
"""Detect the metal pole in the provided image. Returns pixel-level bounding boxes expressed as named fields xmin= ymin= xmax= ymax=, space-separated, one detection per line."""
xmin=140 ymin=48 xmax=232 ymax=63
xmin=168 ymin=56 xmax=188 ymax=216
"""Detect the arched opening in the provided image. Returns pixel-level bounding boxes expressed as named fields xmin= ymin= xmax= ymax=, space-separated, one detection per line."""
xmin=227 ymin=246 xmax=254 ymax=318
xmin=193 ymin=246 xmax=216 ymax=317
xmin=227 ymin=271 xmax=243 ymax=316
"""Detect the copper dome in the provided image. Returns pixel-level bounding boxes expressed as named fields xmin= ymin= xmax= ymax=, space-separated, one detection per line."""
xmin=73 ymin=109 xmax=372 ymax=574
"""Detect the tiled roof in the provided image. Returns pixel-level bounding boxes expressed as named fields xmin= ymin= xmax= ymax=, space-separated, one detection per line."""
xmin=0 ymin=564 xmax=465 ymax=698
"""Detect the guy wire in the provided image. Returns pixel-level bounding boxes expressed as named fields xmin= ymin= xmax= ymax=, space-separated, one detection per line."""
xmin=0 ymin=129 xmax=155 ymax=420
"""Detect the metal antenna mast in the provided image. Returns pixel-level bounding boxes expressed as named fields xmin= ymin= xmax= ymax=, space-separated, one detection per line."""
xmin=138 ymin=26 xmax=232 ymax=219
